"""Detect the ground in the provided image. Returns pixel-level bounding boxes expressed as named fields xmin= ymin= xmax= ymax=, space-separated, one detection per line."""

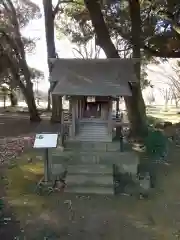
xmin=147 ymin=105 xmax=180 ymax=124
xmin=1 ymin=106 xmax=180 ymax=239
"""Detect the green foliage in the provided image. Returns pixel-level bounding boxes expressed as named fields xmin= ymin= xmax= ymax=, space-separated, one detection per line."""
xmin=0 ymin=0 xmax=41 ymax=89
xmin=55 ymin=0 xmax=162 ymax=88
xmin=0 ymin=0 xmax=41 ymax=29
xmin=56 ymin=1 xmax=92 ymax=44
xmin=56 ymin=0 xmax=180 ymax=58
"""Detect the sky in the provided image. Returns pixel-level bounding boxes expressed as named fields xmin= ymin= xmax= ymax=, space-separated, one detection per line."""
xmin=22 ymin=0 xmax=78 ymax=92
xmin=22 ymin=0 xmax=179 ymax=104
xmin=23 ymin=0 xmax=105 ymax=92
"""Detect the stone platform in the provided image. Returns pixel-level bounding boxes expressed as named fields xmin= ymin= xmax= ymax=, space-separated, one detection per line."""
xmin=49 ymin=141 xmax=139 ymax=195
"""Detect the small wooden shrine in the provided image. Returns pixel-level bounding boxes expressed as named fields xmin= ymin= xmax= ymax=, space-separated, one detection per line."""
xmin=48 ymin=58 xmax=139 ymax=195
xmin=50 ymin=58 xmax=137 ymax=142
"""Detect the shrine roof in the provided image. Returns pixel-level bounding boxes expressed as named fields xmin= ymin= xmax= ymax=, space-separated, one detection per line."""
xmin=50 ymin=58 xmax=138 ymax=97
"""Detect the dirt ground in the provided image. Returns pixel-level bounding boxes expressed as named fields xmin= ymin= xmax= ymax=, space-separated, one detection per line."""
xmin=2 ymin=149 xmax=180 ymax=240
xmin=1 ymin=113 xmax=180 ymax=239
xmin=0 ymin=111 xmax=61 ymax=138
xmin=0 ymin=112 xmax=58 ymax=239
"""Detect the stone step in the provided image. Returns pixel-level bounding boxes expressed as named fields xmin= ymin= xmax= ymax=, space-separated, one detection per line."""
xmin=64 ymin=141 xmax=121 ymax=151
xmin=75 ymin=137 xmax=111 ymax=142
xmin=78 ymin=124 xmax=108 ymax=137
xmin=79 ymin=125 xmax=107 ymax=129
xmin=52 ymin=151 xmax=138 ymax=167
xmin=78 ymin=129 xmax=107 ymax=133
xmin=79 ymin=122 xmax=108 ymax=126
xmin=64 ymin=186 xmax=114 ymax=195
xmin=78 ymin=132 xmax=107 ymax=136
xmin=79 ymin=128 xmax=107 ymax=131
xmin=77 ymin=133 xmax=108 ymax=137
xmin=52 ymin=152 xmax=113 ymax=165
xmin=79 ymin=130 xmax=108 ymax=132
xmin=66 ymin=174 xmax=113 ymax=187
xmin=67 ymin=164 xmax=113 ymax=175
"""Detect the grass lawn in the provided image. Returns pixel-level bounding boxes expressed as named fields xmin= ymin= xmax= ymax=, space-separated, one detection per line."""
xmin=147 ymin=105 xmax=180 ymax=124
xmin=1 ymin=146 xmax=180 ymax=240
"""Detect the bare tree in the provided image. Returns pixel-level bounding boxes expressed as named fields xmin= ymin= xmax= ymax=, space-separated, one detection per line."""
xmin=146 ymin=89 xmax=155 ymax=105
xmin=72 ymin=38 xmax=101 ymax=59
xmin=158 ymin=87 xmax=171 ymax=111
xmin=149 ymin=59 xmax=180 ymax=108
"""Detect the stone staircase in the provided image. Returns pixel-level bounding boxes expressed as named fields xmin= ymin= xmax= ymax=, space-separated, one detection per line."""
xmin=51 ymin=141 xmax=139 ymax=195
xmin=75 ymin=120 xmax=111 ymax=142
xmin=65 ymin=164 xmax=114 ymax=195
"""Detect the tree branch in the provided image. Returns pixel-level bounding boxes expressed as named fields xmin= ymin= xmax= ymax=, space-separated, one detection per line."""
xmin=72 ymin=47 xmax=85 ymax=58
xmin=53 ymin=0 xmax=61 ymax=19
xmin=144 ymin=45 xmax=180 ymax=58
xmin=53 ymin=0 xmax=83 ymax=19
xmin=84 ymin=0 xmax=119 ymax=58
xmin=115 ymin=27 xmax=180 ymax=58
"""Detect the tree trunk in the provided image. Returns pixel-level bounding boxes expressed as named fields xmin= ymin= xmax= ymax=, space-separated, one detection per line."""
xmin=3 ymin=94 xmax=6 ymax=109
xmin=9 ymin=90 xmax=18 ymax=107
xmin=175 ymin=97 xmax=178 ymax=108
xmin=47 ymin=88 xmax=51 ymax=111
xmin=126 ymin=0 xmax=147 ymax=137
xmin=27 ymin=97 xmax=41 ymax=121
xmin=10 ymin=66 xmax=41 ymax=121
xmin=21 ymin=82 xmax=41 ymax=122
xmin=51 ymin=95 xmax=62 ymax=122
xmin=125 ymin=83 xmax=147 ymax=136
xmin=84 ymin=0 xmax=147 ymax=137
xmin=43 ymin=0 xmax=62 ymax=122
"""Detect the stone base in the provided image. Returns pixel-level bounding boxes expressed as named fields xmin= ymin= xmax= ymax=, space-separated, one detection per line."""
xmin=49 ymin=140 xmax=139 ymax=195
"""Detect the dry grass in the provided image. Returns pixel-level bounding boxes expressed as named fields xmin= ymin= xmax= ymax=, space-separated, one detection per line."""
xmin=147 ymin=106 xmax=180 ymax=123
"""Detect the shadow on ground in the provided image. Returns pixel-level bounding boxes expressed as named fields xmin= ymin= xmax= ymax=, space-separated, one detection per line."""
xmin=0 ymin=112 xmax=61 ymax=138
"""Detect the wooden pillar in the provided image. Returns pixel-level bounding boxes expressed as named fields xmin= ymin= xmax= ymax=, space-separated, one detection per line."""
xmin=116 ymin=97 xmax=119 ymax=117
xmin=69 ymin=97 xmax=72 ymax=112
xmin=79 ymin=98 xmax=82 ymax=119
xmin=101 ymin=103 xmax=105 ymax=120
xmin=108 ymin=99 xmax=113 ymax=136
xmin=71 ymin=97 xmax=76 ymax=138
xmin=81 ymin=97 xmax=86 ymax=119
xmin=75 ymin=98 xmax=78 ymax=118
xmin=60 ymin=110 xmax=64 ymax=146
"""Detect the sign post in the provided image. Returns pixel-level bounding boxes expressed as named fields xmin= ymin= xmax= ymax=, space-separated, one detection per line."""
xmin=33 ymin=133 xmax=58 ymax=183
